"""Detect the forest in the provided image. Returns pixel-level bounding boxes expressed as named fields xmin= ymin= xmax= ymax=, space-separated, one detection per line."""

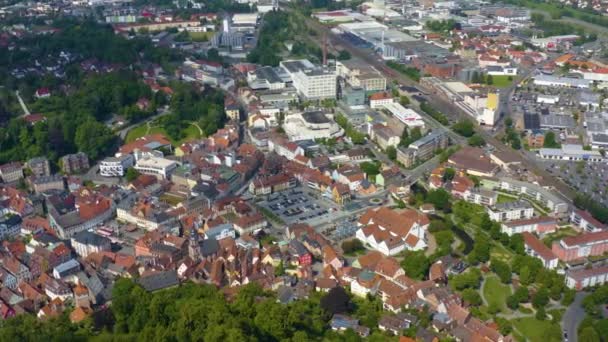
xmin=0 ymin=279 xmax=410 ymax=342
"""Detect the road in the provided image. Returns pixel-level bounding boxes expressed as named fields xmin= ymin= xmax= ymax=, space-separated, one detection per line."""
xmin=562 ymin=291 xmax=590 ymax=342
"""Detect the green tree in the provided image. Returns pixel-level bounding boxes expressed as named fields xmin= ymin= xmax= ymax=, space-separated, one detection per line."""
xmin=532 ymin=287 xmax=550 ymax=308
xmin=386 ymin=146 xmax=397 ymax=160
xmin=125 ymin=167 xmax=140 ymax=182
xmin=490 ymin=259 xmax=512 ymax=283
xmin=337 ymin=50 xmax=351 ymax=60
xmin=467 ymin=134 xmax=486 ymax=147
xmin=453 ymin=119 xmax=475 ymax=137
xmin=443 ymin=167 xmax=456 ymax=182
xmin=426 ymin=188 xmax=451 ymax=211
xmin=400 ymin=251 xmax=431 ymax=280
xmin=543 ymin=131 xmax=560 ymax=148
xmin=579 ymin=327 xmax=600 ymax=342
xmin=462 ymin=288 xmax=482 ymax=306
xmin=74 ymin=120 xmax=116 ymax=161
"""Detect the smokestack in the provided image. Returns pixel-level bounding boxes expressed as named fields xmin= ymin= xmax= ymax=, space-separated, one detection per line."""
xmin=323 ymin=32 xmax=328 ymax=66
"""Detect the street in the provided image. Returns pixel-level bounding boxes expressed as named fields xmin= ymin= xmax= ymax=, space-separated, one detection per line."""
xmin=562 ymin=291 xmax=590 ymax=342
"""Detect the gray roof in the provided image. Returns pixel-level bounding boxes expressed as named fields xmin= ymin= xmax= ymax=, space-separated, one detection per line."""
xmin=138 ymin=270 xmax=179 ymax=292
xmin=72 ymin=230 xmax=111 ymax=247
xmin=540 ymin=114 xmax=575 ymax=129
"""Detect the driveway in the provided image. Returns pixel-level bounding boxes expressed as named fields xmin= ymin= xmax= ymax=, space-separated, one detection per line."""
xmin=562 ymin=292 xmax=590 ymax=342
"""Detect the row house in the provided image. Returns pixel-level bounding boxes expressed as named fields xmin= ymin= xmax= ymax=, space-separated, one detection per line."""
xmin=570 ymin=209 xmax=607 ymax=233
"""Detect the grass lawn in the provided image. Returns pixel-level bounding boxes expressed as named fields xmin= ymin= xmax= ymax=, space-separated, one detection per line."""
xmin=159 ymin=193 xmax=185 ymax=206
xmin=490 ymin=242 xmax=513 ymax=262
xmin=124 ymin=122 xmax=202 ymax=146
xmin=542 ymin=227 xmax=578 ymax=247
xmin=497 ymin=193 xmax=518 ymax=204
xmin=189 ymin=31 xmax=212 ymax=42
xmin=125 ymin=125 xmax=149 ymax=143
xmin=511 ymin=317 xmax=562 ymax=342
xmin=491 ymin=75 xmax=514 ymax=88
xmin=482 ymin=276 xmax=512 ymax=313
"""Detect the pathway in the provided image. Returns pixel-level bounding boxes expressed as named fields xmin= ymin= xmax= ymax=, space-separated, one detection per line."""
xmin=424 ymin=233 xmax=437 ymax=257
xmin=15 ymin=90 xmax=30 ymax=116
xmin=562 ymin=292 xmax=590 ymax=342
xmin=190 ymin=122 xmax=203 ymax=135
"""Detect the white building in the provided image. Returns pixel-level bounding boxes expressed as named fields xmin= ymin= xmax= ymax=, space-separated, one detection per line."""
xmin=133 ymin=151 xmax=178 ymax=180
xmin=536 ymin=94 xmax=559 ymax=105
xmin=486 ymin=200 xmax=534 ymax=222
xmin=355 ymin=207 xmax=428 ymax=256
xmin=70 ymin=230 xmax=112 ymax=258
xmin=533 ymin=74 xmax=591 ymax=89
xmin=281 ymin=59 xmax=337 ymax=100
xmin=380 ymin=102 xmax=425 ymax=128
xmin=283 ymin=111 xmax=344 ymax=141
xmin=100 ymin=154 xmax=135 ymax=177
xmin=538 ymin=144 xmax=604 ymax=162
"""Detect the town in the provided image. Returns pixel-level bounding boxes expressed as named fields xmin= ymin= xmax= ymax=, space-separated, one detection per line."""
xmin=0 ymin=0 xmax=608 ymax=341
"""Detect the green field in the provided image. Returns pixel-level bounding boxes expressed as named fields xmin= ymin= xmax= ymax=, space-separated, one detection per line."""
xmin=491 ymin=75 xmax=514 ymax=88
xmin=511 ymin=317 xmax=562 ymax=342
xmin=189 ymin=31 xmax=213 ymax=42
xmin=483 ymin=276 xmax=512 ymax=313
xmin=125 ymin=122 xmax=202 ymax=146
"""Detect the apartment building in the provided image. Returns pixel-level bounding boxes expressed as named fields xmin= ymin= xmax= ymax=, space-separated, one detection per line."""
xmin=566 ymin=265 xmax=608 ymax=290
xmin=100 ymin=154 xmax=135 ymax=177
xmin=501 ymin=216 xmax=557 ymax=236
xmin=552 ymin=230 xmax=608 ymax=262
xmin=486 ymin=200 xmax=534 ymax=222
xmin=522 ymin=232 xmax=558 ymax=269
xmin=61 ymin=152 xmax=89 ymax=174
xmin=27 ymin=157 xmax=51 ymax=177
xmin=70 ymin=231 xmax=112 ymax=258
xmin=409 ymin=130 xmax=449 ymax=162
xmin=570 ymin=209 xmax=607 ymax=232
xmin=0 ymin=162 xmax=23 ymax=183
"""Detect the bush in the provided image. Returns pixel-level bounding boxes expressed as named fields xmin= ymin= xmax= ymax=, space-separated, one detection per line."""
xmin=341 ymin=239 xmax=364 ymax=255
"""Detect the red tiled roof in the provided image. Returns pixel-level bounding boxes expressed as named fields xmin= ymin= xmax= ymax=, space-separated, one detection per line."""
xmin=522 ymin=232 xmax=556 ymax=261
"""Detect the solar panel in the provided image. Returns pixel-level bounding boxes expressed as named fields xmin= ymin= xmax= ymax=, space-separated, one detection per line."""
xmin=524 ymin=113 xmax=540 ymax=130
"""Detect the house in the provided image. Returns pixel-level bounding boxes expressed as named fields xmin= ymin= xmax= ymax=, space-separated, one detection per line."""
xmin=552 ymin=230 xmax=608 ymax=262
xmin=137 ymin=270 xmax=180 ymax=292
xmin=47 ymin=190 xmax=114 ymax=239
xmin=522 ymin=232 xmax=558 ymax=269
xmin=288 ymin=240 xmax=312 ymax=266
xmin=378 ymin=313 xmax=418 ymax=335
xmin=331 ymin=183 xmax=351 ymax=205
xmin=330 ymin=314 xmax=370 ymax=337
xmin=355 ymin=207 xmax=429 ymax=256
xmin=333 ymin=165 xmax=365 ymax=191
xmin=35 ymin=88 xmax=51 ymax=99
xmin=370 ymin=124 xmax=400 ymax=150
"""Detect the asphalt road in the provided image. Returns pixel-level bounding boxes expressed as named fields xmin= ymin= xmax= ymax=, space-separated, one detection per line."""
xmin=562 ymin=291 xmax=590 ymax=342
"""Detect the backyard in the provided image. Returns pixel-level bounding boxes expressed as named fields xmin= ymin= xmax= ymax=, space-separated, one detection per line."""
xmin=491 ymin=75 xmax=514 ymax=88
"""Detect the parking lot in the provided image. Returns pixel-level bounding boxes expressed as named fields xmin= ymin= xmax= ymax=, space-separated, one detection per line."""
xmin=257 ymin=187 xmax=339 ymax=225
xmin=543 ymin=160 xmax=608 ymax=206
